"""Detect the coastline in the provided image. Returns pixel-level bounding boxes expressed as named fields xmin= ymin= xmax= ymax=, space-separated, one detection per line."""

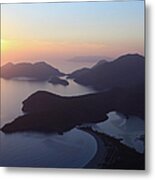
xmin=82 ymin=129 xmax=107 ymax=169
xmin=81 ymin=127 xmax=145 ymax=169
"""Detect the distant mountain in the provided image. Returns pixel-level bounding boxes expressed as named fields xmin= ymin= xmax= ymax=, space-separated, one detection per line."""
xmin=68 ymin=54 xmax=145 ymax=90
xmin=1 ymin=61 xmax=65 ymax=81
xmin=67 ymin=56 xmax=111 ymax=63
xmin=67 ymin=60 xmax=108 ymax=79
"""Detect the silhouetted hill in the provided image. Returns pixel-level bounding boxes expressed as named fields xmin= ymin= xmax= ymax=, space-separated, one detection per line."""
xmin=92 ymin=59 xmax=108 ymax=69
xmin=67 ymin=68 xmax=91 ymax=79
xmin=1 ymin=61 xmax=65 ymax=81
xmin=1 ymin=83 xmax=144 ymax=134
xmin=67 ymin=60 xmax=108 ymax=79
xmin=68 ymin=54 xmax=144 ymax=90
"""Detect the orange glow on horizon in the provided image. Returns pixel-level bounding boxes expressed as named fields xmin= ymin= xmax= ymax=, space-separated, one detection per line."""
xmin=1 ymin=39 xmax=106 ymax=65
xmin=1 ymin=39 xmax=144 ymax=66
xmin=1 ymin=2 xmax=144 ymax=66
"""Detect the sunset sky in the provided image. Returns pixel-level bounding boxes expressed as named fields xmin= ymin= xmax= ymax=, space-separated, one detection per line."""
xmin=1 ymin=1 xmax=144 ymax=68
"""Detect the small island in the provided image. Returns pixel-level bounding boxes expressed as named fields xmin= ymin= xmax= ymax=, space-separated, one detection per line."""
xmin=48 ymin=76 xmax=69 ymax=86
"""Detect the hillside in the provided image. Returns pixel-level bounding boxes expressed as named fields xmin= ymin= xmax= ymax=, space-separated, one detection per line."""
xmin=1 ymin=61 xmax=65 ymax=81
xmin=1 ymin=84 xmax=144 ymax=134
xmin=68 ymin=54 xmax=145 ymax=90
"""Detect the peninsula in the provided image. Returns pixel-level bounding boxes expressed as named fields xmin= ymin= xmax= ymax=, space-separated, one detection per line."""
xmin=1 ymin=83 xmax=144 ymax=134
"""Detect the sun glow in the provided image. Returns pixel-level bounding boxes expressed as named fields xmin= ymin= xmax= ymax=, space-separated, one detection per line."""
xmin=1 ymin=2 xmax=144 ymax=65
xmin=1 ymin=39 xmax=9 ymax=51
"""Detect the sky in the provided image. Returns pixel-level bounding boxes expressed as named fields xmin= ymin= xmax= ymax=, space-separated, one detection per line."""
xmin=1 ymin=1 xmax=144 ymax=69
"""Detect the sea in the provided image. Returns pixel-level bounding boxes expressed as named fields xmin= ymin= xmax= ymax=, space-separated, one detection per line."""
xmin=0 ymin=76 xmax=144 ymax=167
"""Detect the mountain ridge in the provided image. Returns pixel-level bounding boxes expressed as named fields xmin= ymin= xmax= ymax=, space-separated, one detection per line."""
xmin=1 ymin=61 xmax=65 ymax=81
xmin=68 ymin=54 xmax=145 ymax=90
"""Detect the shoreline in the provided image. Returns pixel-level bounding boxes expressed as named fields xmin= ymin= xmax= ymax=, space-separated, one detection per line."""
xmin=81 ymin=127 xmax=145 ymax=169
xmin=82 ymin=129 xmax=107 ymax=169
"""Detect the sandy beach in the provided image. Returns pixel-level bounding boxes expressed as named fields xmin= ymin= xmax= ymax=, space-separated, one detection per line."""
xmin=84 ymin=130 xmax=107 ymax=168
xmin=82 ymin=127 xmax=145 ymax=169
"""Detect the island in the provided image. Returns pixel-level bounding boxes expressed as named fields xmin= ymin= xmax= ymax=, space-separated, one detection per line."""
xmin=48 ymin=76 xmax=69 ymax=86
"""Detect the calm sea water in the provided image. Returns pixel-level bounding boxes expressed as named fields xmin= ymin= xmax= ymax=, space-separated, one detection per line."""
xmin=92 ymin=112 xmax=144 ymax=153
xmin=0 ymin=78 xmax=96 ymax=127
xmin=0 ymin=78 xmax=97 ymax=167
